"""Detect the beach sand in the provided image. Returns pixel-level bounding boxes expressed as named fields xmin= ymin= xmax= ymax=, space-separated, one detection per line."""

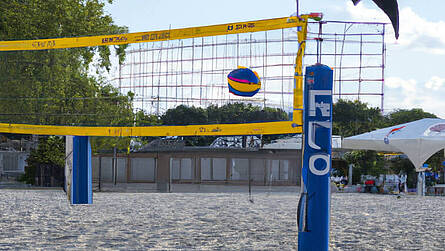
xmin=0 ymin=190 xmax=443 ymax=250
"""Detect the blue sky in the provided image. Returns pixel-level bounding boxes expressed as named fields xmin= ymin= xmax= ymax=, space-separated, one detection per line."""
xmin=105 ymin=0 xmax=445 ymax=118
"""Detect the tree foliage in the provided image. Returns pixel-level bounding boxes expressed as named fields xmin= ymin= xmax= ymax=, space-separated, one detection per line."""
xmin=333 ymin=99 xmax=385 ymax=137
xmin=343 ymin=150 xmax=386 ymax=184
xmin=162 ymin=105 xmax=208 ymax=126
xmin=162 ymin=103 xmax=288 ymax=125
xmin=0 ymin=0 xmax=140 ymax=153
xmin=388 ymin=156 xmax=416 ymax=188
xmin=161 ymin=103 xmax=289 ymax=146
xmin=385 ymin=108 xmax=437 ymax=126
xmin=20 ymin=136 xmax=65 ymax=185
xmin=0 ymin=0 xmax=130 ymax=126
xmin=207 ymin=103 xmax=288 ymax=124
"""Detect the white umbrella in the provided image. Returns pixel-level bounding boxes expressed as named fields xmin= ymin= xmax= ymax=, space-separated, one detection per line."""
xmin=343 ymin=118 xmax=445 ymax=170
xmin=343 ymin=118 xmax=445 ymax=195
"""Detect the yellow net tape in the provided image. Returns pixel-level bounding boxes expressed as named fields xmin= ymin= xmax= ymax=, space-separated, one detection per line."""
xmin=0 ymin=121 xmax=301 ymax=136
xmin=0 ymin=16 xmax=305 ymax=51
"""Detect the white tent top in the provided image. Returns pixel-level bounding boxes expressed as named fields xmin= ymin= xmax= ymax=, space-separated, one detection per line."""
xmin=262 ymin=135 xmax=342 ymax=150
xmin=343 ymin=118 xmax=445 ymax=169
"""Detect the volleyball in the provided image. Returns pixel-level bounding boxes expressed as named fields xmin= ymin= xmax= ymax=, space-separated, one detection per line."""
xmin=227 ymin=67 xmax=261 ymax=97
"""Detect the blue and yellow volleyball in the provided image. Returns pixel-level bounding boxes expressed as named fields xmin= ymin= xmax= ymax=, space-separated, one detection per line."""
xmin=227 ymin=67 xmax=261 ymax=97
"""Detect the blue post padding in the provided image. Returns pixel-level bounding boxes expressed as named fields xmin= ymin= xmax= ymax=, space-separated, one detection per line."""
xmin=298 ymin=64 xmax=333 ymax=251
xmin=72 ymin=136 xmax=92 ymax=204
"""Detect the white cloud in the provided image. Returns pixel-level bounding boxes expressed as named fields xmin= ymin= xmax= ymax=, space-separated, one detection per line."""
xmin=425 ymin=76 xmax=445 ymax=90
xmin=384 ymin=76 xmax=445 ymax=117
xmin=346 ymin=2 xmax=445 ymax=55
xmin=386 ymin=77 xmax=417 ymax=92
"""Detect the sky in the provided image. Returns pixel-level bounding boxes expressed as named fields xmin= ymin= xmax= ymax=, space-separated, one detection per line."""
xmin=104 ymin=0 xmax=445 ymax=118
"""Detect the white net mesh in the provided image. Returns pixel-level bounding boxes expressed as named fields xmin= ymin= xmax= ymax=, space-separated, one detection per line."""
xmin=113 ymin=27 xmax=300 ymax=115
xmin=112 ymin=20 xmax=386 ymax=115
xmin=305 ymin=21 xmax=386 ymax=110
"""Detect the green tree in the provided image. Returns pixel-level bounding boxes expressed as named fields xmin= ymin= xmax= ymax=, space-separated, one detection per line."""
xmin=160 ymin=103 xmax=288 ymax=146
xmin=207 ymin=103 xmax=288 ymax=124
xmin=129 ymin=109 xmax=163 ymax=150
xmin=343 ymin=150 xmax=386 ymax=184
xmin=385 ymin=108 xmax=437 ymax=126
xmin=0 ymin=0 xmax=130 ymax=126
xmin=333 ymin=100 xmax=388 ymax=183
xmin=388 ymin=156 xmax=416 ymax=188
xmin=134 ymin=109 xmax=162 ymax=126
xmin=161 ymin=105 xmax=208 ymax=146
xmin=20 ymin=136 xmax=65 ymax=185
xmin=0 ymin=0 xmax=143 ymax=153
xmin=162 ymin=105 xmax=208 ymax=126
xmin=0 ymin=0 xmax=150 ymax=182
xmin=333 ymin=99 xmax=385 ymax=137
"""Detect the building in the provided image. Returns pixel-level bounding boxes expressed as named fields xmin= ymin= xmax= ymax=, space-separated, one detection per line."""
xmin=91 ymin=135 xmax=345 ymax=192
xmin=92 ymin=138 xmax=301 ymax=192
xmin=0 ymin=151 xmax=28 ymax=180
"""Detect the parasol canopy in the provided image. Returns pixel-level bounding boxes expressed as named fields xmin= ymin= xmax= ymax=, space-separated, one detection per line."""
xmin=343 ymin=118 xmax=445 ymax=169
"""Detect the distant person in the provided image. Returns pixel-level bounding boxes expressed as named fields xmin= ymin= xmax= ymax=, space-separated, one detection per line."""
xmin=397 ymin=173 xmax=406 ymax=193
xmin=341 ymin=176 xmax=348 ymax=186
xmin=398 ymin=181 xmax=403 ymax=194
xmin=364 ymin=179 xmax=375 ymax=193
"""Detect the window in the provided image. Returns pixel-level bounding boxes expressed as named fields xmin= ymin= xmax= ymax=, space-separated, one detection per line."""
xmin=201 ymin=158 xmax=211 ymax=180
xmin=201 ymin=158 xmax=227 ymax=181
xmin=270 ymin=160 xmax=289 ymax=181
xmin=99 ymin=157 xmax=127 ymax=183
xmin=213 ymin=158 xmax=226 ymax=180
xmin=280 ymin=160 xmax=289 ymax=180
xmin=181 ymin=158 xmax=192 ymax=179
xmin=251 ymin=159 xmax=265 ymax=182
xmin=130 ymin=158 xmax=156 ymax=181
xmin=171 ymin=158 xmax=194 ymax=180
xmin=231 ymin=158 xmax=249 ymax=180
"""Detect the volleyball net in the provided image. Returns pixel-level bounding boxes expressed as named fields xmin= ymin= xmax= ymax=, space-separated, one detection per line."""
xmin=0 ymin=15 xmax=316 ymax=137
xmin=0 ymin=14 xmax=386 ymax=137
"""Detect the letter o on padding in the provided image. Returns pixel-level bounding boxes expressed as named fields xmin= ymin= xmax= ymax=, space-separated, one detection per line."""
xmin=309 ymin=154 xmax=330 ymax=176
